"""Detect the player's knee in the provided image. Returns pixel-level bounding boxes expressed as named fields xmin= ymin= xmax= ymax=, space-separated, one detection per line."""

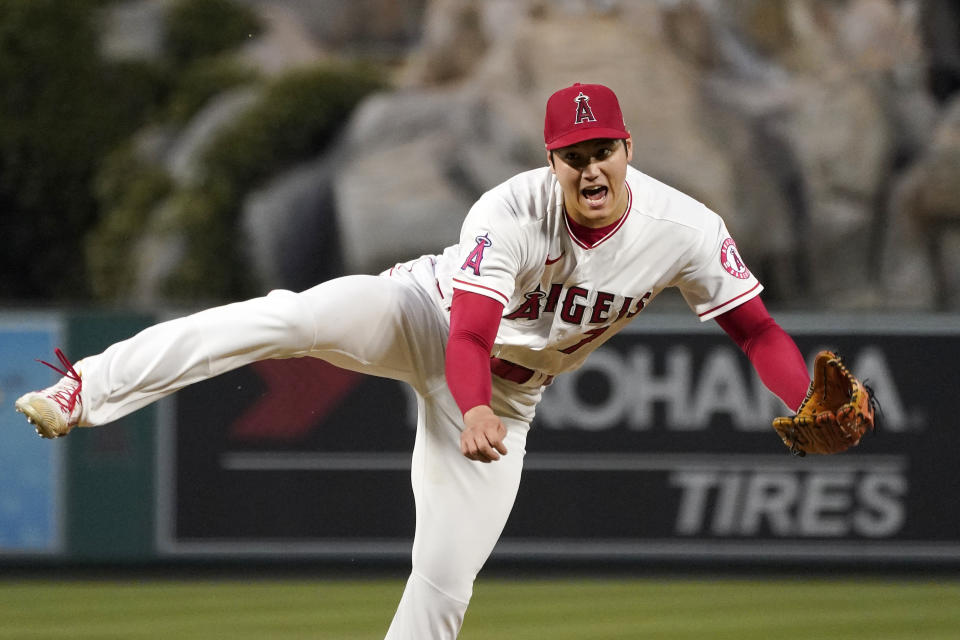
xmin=412 ymin=554 xmax=478 ymax=605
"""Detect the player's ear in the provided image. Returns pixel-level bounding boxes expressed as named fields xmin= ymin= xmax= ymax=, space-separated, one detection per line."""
xmin=624 ymin=135 xmax=633 ymax=163
xmin=546 ymin=146 xmax=556 ymax=173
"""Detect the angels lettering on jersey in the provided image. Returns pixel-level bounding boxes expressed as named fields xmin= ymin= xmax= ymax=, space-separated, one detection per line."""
xmin=503 ymin=284 xmax=652 ymax=354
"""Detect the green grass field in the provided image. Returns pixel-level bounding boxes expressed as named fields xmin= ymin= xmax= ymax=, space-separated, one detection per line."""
xmin=0 ymin=577 xmax=957 ymax=639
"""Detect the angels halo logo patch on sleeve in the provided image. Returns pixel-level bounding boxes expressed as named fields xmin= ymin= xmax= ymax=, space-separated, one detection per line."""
xmin=461 ymin=233 xmax=492 ymax=276
xmin=720 ymin=237 xmax=750 ymax=279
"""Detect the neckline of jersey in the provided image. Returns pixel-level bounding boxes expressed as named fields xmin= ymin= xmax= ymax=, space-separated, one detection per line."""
xmin=563 ymin=182 xmax=633 ymax=249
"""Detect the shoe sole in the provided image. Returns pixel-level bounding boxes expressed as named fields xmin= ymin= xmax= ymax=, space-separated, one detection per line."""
xmin=14 ymin=395 xmax=68 ymax=439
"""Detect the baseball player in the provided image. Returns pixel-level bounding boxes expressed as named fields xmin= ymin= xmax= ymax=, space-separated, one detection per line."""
xmin=16 ymin=83 xmax=819 ymax=638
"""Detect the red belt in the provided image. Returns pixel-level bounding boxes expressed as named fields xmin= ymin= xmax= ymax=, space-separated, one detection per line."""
xmin=490 ymin=357 xmax=554 ymax=386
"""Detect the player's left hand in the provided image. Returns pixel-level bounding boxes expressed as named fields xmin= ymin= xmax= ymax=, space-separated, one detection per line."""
xmin=461 ymin=405 xmax=508 ymax=463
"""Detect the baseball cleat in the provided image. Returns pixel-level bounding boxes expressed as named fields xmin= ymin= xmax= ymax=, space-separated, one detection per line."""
xmin=14 ymin=348 xmax=83 ymax=439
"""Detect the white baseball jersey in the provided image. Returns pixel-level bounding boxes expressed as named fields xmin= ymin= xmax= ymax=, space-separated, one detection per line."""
xmin=434 ymin=165 xmax=762 ymax=375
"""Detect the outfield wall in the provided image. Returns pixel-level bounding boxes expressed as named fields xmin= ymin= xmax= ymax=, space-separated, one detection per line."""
xmin=1 ymin=310 xmax=958 ymax=567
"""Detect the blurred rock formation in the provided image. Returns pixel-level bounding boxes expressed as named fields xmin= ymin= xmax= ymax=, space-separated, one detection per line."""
xmin=103 ymin=0 xmax=960 ymax=311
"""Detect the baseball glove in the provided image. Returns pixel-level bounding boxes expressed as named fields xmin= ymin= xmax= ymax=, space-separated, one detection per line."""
xmin=772 ymin=350 xmax=877 ymax=456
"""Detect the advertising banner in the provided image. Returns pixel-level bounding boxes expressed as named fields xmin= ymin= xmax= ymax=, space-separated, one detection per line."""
xmin=0 ymin=317 xmax=64 ymax=555
xmin=502 ymin=321 xmax=956 ymax=564
xmin=157 ymin=315 xmax=960 ymax=564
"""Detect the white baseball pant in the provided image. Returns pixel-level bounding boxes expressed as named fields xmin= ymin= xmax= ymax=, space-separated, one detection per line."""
xmin=73 ymin=256 xmax=541 ymax=639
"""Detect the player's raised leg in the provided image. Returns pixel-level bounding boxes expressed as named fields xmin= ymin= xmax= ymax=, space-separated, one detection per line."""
xmin=16 ymin=272 xmax=440 ymax=437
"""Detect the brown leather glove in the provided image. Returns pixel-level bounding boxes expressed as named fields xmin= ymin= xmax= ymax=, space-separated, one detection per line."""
xmin=773 ymin=351 xmax=877 ymax=456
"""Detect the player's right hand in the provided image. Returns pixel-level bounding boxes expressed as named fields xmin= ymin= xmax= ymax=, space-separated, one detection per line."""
xmin=460 ymin=405 xmax=508 ymax=463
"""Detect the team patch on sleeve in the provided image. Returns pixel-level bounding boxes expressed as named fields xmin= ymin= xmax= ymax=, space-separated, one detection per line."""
xmin=719 ymin=237 xmax=750 ymax=279
xmin=461 ymin=233 xmax=492 ymax=276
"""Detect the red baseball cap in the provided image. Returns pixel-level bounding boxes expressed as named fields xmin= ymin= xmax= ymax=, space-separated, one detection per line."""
xmin=543 ymin=82 xmax=629 ymax=150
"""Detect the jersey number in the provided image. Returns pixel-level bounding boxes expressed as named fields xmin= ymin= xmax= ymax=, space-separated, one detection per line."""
xmin=559 ymin=326 xmax=610 ymax=354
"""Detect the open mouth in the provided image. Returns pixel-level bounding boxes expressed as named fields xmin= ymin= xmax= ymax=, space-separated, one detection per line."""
xmin=581 ymin=185 xmax=608 ymax=206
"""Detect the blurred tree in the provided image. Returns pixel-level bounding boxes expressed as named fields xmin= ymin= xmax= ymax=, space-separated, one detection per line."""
xmin=164 ymin=0 xmax=261 ymax=67
xmin=0 ymin=0 xmax=164 ymax=301
xmin=165 ymin=64 xmax=385 ymax=301
xmin=88 ymin=64 xmax=386 ymax=304
xmin=1 ymin=0 xmax=382 ymax=304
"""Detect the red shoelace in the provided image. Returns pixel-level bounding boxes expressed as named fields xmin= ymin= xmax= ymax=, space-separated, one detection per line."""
xmin=37 ymin=348 xmax=82 ymax=414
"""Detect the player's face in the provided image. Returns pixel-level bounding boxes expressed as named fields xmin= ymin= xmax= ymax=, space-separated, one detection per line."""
xmin=548 ymin=137 xmax=633 ymax=228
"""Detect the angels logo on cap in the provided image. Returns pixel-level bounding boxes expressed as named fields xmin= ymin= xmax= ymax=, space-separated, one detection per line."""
xmin=544 ymin=82 xmax=629 ymax=150
xmin=573 ymin=92 xmax=597 ymax=124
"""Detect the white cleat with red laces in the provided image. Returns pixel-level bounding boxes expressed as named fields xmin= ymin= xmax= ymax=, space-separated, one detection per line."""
xmin=15 ymin=348 xmax=83 ymax=439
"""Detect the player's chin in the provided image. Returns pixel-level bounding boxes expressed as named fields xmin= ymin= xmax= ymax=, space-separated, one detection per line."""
xmin=577 ymin=202 xmax=614 ymax=222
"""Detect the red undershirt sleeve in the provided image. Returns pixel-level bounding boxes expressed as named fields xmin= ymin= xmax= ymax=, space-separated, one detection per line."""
xmin=446 ymin=289 xmax=504 ymax=415
xmin=714 ymin=296 xmax=810 ymax=412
